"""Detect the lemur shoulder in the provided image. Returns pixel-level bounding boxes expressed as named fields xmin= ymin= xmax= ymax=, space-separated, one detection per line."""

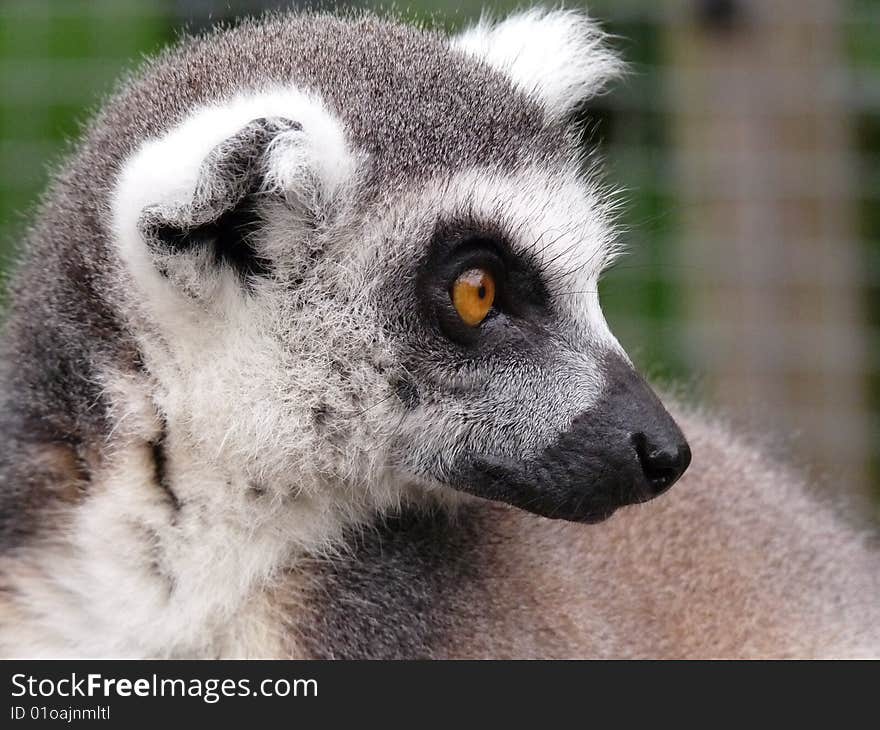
xmin=0 ymin=10 xmax=876 ymax=658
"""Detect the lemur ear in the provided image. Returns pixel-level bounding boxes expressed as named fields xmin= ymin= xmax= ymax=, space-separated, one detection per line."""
xmin=112 ymin=90 xmax=358 ymax=298
xmin=137 ymin=116 xmax=300 ymax=282
xmin=451 ymin=9 xmax=624 ymax=120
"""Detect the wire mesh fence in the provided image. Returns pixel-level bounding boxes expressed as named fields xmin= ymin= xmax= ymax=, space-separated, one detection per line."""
xmin=1 ymin=0 xmax=877 ymax=515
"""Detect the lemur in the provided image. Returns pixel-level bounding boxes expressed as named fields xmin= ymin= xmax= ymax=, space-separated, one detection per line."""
xmin=0 ymin=9 xmax=876 ymax=658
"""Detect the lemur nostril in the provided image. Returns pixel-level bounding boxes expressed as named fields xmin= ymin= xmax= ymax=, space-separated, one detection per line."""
xmin=632 ymin=434 xmax=691 ymax=496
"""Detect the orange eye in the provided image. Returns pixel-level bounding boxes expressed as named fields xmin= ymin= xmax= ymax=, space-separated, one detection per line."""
xmin=451 ymin=268 xmax=496 ymax=326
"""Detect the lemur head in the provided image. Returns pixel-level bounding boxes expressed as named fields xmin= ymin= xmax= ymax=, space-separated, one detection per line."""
xmin=108 ymin=10 xmax=689 ymax=524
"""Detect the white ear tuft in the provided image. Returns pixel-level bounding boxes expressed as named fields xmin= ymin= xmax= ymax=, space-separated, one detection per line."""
xmin=451 ymin=8 xmax=625 ymax=119
xmin=111 ymin=88 xmax=359 ymax=304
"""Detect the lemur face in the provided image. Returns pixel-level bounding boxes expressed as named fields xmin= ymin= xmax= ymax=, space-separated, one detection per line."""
xmin=375 ymin=166 xmax=690 ymax=523
xmin=110 ymin=11 xmax=689 ymax=523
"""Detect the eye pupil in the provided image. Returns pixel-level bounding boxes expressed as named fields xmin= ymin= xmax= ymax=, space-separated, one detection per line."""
xmin=478 ymin=286 xmax=486 ymax=299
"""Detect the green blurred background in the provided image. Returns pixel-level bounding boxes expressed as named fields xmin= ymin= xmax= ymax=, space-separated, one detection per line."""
xmin=1 ymin=0 xmax=878 ymax=518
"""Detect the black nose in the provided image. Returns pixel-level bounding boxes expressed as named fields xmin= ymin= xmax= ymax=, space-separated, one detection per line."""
xmin=632 ymin=432 xmax=692 ymax=497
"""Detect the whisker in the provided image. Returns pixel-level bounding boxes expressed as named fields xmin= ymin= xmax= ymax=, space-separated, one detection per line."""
xmin=341 ymin=392 xmax=396 ymax=419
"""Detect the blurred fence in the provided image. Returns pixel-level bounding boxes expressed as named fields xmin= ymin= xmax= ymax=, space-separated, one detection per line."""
xmin=0 ymin=0 xmax=878 ymax=516
xmin=590 ymin=0 xmax=880 ymax=515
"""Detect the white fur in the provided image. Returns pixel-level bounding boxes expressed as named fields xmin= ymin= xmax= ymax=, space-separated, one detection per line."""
xmin=451 ymin=9 xmax=624 ymax=119
xmin=422 ymin=164 xmax=623 ymax=349
xmin=111 ymin=86 xmax=359 ymax=323
xmin=108 ymin=84 xmax=373 ymax=500
xmin=15 ymin=87 xmax=398 ymax=656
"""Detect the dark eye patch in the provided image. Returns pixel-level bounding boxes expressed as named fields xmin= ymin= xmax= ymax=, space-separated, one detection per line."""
xmin=416 ymin=218 xmax=553 ymax=348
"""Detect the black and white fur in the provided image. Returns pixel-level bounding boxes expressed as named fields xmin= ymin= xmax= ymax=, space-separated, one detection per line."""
xmin=0 ymin=9 xmax=876 ymax=658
